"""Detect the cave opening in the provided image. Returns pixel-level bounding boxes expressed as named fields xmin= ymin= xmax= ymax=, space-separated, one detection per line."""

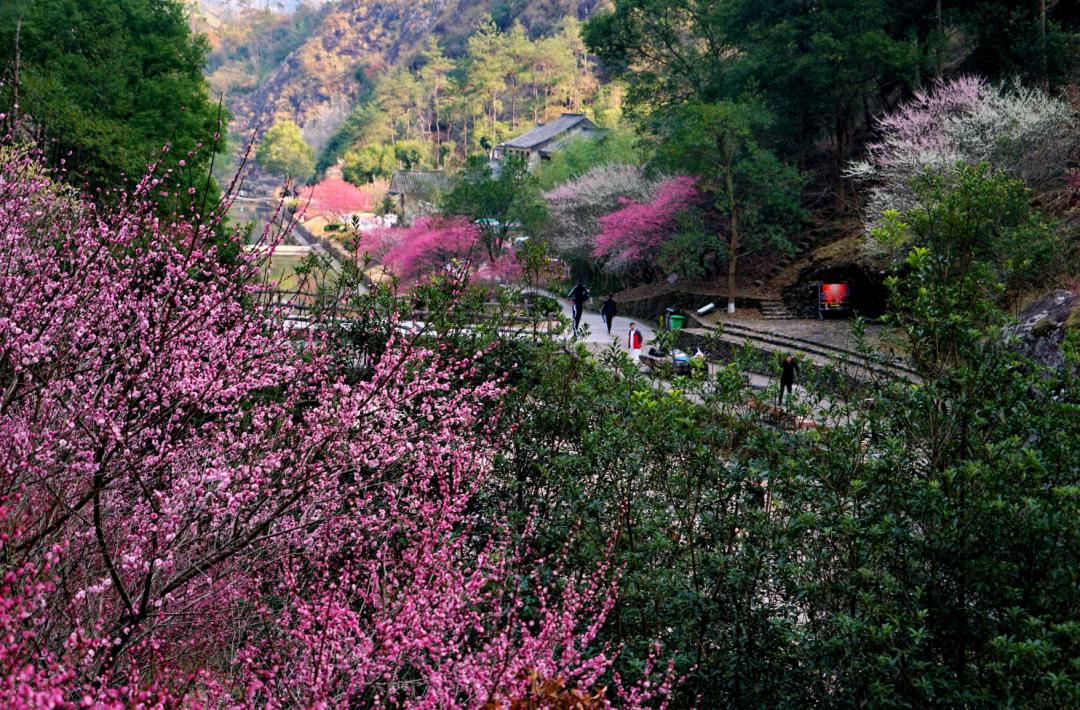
xmin=812 ymin=265 xmax=889 ymax=319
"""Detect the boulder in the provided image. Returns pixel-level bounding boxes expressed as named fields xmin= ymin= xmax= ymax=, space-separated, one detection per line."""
xmin=1006 ymin=290 xmax=1079 ymax=373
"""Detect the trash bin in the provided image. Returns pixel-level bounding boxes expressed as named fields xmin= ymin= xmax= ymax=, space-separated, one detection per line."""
xmin=669 ymin=314 xmax=685 ymax=330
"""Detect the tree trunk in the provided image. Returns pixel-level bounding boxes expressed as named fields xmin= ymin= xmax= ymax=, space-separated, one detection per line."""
xmin=935 ymin=0 xmax=944 ymax=75
xmin=726 ymin=155 xmax=739 ymax=315
xmin=835 ymin=111 xmax=848 ymax=213
xmin=433 ymin=85 xmax=441 ymax=168
xmin=1039 ymin=0 xmax=1048 ymax=85
xmin=12 ymin=14 xmax=21 ymax=121
xmin=510 ymin=79 xmax=517 ymax=129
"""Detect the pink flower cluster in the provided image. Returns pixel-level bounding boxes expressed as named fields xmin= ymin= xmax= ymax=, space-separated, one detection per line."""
xmin=867 ymin=75 xmax=986 ymax=169
xmin=591 ymin=177 xmax=698 ymax=274
xmin=1066 ymin=169 xmax=1080 ymax=194
xmin=0 ymin=150 xmax=673 ymax=707
xmin=850 ymin=75 xmax=1075 ymax=233
xmin=296 ymin=177 xmax=375 ymax=218
xmin=360 ymin=216 xmax=483 ymax=283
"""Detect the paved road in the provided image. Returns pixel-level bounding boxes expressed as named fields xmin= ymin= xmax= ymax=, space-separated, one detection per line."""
xmin=561 ymin=299 xmax=656 ymax=348
xmin=545 ymin=291 xmax=829 ymax=420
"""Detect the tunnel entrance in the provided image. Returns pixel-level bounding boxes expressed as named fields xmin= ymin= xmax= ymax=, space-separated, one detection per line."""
xmin=785 ymin=264 xmax=889 ymax=319
xmin=816 ymin=265 xmax=888 ymax=318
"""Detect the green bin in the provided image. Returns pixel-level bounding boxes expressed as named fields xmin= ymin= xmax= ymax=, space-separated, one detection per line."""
xmin=669 ymin=314 xmax=685 ymax=330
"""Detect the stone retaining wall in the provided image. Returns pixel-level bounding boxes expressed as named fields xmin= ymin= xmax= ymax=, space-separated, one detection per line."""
xmin=675 ymin=329 xmax=868 ymax=400
xmin=615 ymin=289 xmax=765 ymax=324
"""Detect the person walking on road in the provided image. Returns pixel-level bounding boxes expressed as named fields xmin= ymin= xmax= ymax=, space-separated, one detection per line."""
xmin=628 ymin=322 xmax=643 ymax=362
xmin=778 ymin=353 xmax=799 ymax=406
xmin=567 ymin=281 xmax=591 ymax=336
xmin=600 ymin=294 xmax=617 ymax=335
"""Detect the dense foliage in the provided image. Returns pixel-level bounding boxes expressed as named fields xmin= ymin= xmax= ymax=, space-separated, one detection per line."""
xmin=442 ymin=154 xmax=548 ymax=262
xmin=0 ymin=0 xmax=223 ymax=206
xmin=586 ymin=0 xmax=1079 ymax=192
xmin=487 ymin=171 xmax=1080 ymax=707
xmin=4 ymin=1 xmax=1080 ymax=707
xmin=256 ymin=119 xmax=316 ymax=181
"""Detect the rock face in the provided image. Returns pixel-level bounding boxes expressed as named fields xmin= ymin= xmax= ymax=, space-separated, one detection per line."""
xmin=1007 ymin=290 xmax=1079 ymax=373
xmin=782 ymin=262 xmax=890 ymax=319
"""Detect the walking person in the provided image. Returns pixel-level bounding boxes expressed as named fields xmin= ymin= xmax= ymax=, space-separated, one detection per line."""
xmin=567 ymin=281 xmax=591 ymax=336
xmin=600 ymin=294 xmax=617 ymax=335
xmin=628 ymin=322 xmax=643 ymax=363
xmin=778 ymin=353 xmax=799 ymax=406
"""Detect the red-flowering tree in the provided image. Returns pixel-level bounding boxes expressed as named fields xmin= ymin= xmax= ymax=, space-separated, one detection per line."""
xmin=591 ymin=177 xmax=699 ymax=276
xmin=543 ymin=164 xmax=657 ymax=267
xmin=0 ymin=148 xmax=672 ymax=707
xmin=360 ymin=216 xmax=485 ymax=284
xmin=297 ymin=177 xmax=376 ymax=219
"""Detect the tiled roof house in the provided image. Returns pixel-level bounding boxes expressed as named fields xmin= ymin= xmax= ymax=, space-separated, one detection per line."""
xmin=387 ymin=171 xmax=452 ymax=218
xmin=493 ymin=113 xmax=599 ymax=170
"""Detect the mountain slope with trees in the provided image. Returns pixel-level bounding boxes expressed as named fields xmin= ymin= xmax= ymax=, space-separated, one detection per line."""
xmin=194 ymin=0 xmax=609 ymax=162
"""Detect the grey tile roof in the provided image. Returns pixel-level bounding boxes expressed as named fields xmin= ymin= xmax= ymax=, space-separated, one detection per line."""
xmin=388 ymin=171 xmax=452 ymax=196
xmin=498 ymin=113 xmax=596 ymax=150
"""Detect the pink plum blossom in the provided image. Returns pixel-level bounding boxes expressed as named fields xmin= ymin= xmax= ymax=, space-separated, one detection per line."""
xmin=591 ymin=177 xmax=698 ymax=274
xmin=0 ymin=148 xmax=673 ymax=707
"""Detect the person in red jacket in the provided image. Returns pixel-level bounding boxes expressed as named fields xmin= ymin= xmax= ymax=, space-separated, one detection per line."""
xmin=628 ymin=322 xmax=643 ymax=362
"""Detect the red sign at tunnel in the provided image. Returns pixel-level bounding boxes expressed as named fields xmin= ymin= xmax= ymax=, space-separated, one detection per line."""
xmin=821 ymin=283 xmax=849 ymax=307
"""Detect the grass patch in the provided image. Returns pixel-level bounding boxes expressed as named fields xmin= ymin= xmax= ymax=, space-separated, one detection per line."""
xmin=262 ymin=253 xmax=339 ymax=294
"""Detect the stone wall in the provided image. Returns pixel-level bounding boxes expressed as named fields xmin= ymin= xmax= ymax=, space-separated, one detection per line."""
xmin=615 ymin=289 xmax=763 ymax=324
xmin=675 ymin=329 xmax=868 ymax=399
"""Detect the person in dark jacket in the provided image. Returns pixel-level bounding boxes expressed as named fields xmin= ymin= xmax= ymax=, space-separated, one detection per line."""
xmin=567 ymin=282 xmax=591 ymax=336
xmin=778 ymin=354 xmax=799 ymax=406
xmin=600 ymin=295 xmax=617 ymax=335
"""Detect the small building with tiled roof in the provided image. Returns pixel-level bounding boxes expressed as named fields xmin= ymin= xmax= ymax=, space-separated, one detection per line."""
xmin=388 ymin=171 xmax=452 ymax=219
xmin=493 ymin=113 xmax=599 ymax=171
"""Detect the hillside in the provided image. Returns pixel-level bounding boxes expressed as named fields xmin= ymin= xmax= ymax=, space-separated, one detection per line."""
xmin=195 ymin=0 xmax=606 ymax=156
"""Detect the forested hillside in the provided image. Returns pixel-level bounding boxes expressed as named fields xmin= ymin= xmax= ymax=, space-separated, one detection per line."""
xmin=194 ymin=0 xmax=610 ymax=167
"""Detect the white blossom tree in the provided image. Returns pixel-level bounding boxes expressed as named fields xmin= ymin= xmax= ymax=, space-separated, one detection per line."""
xmin=849 ymin=76 xmax=1076 ymax=237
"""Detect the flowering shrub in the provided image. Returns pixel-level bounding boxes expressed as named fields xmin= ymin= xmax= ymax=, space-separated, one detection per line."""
xmin=591 ymin=177 xmax=699 ymax=275
xmin=0 ymin=149 xmax=671 ymax=707
xmin=849 ymin=76 xmax=1076 ymax=233
xmin=1066 ymin=169 xmax=1080 ymax=195
xmin=360 ymin=216 xmax=484 ymax=283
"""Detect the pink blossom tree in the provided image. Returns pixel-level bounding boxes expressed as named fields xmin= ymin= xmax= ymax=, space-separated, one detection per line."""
xmin=543 ymin=165 xmax=657 ymax=265
xmin=297 ymin=177 xmax=376 ymax=219
xmin=0 ymin=148 xmax=672 ymax=707
xmin=359 ymin=216 xmax=484 ymax=283
xmin=591 ymin=177 xmax=699 ymax=276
